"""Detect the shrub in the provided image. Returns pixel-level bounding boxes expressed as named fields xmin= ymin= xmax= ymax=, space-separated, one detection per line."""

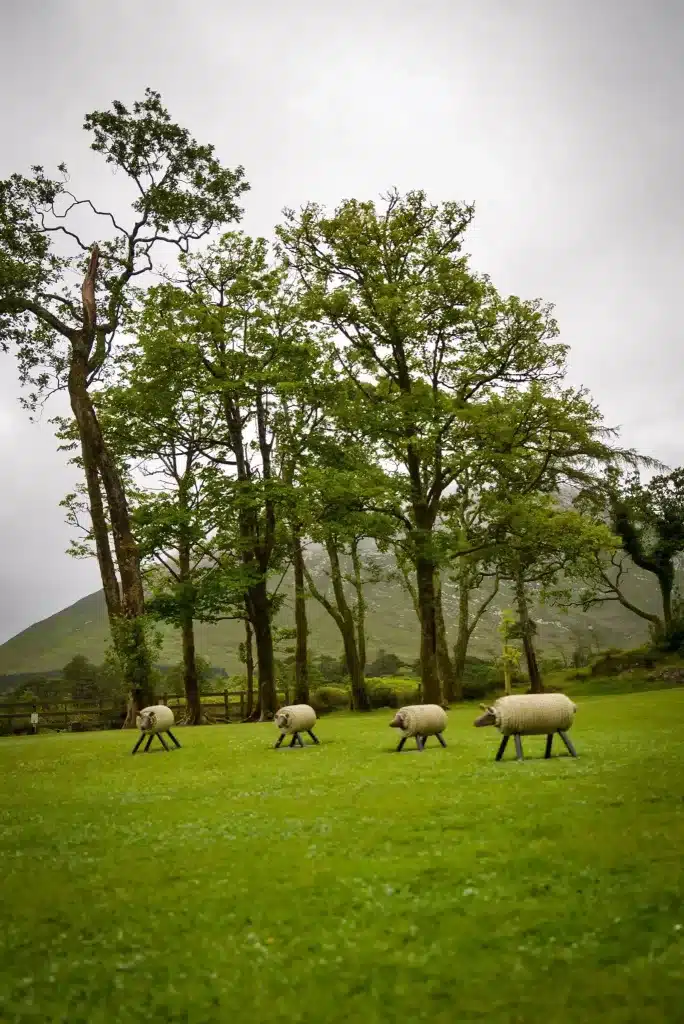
xmin=310 ymin=685 xmax=350 ymax=714
xmin=366 ymin=678 xmax=419 ymax=708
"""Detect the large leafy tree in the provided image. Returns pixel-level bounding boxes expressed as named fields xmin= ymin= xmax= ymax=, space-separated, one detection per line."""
xmin=0 ymin=89 xmax=248 ymax=721
xmin=576 ymin=467 xmax=684 ymax=643
xmin=134 ymin=233 xmax=316 ymax=719
xmin=278 ymin=189 xmax=567 ymax=704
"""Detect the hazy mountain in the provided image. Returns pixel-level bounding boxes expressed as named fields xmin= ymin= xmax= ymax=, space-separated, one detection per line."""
xmin=0 ymin=542 xmax=663 ymax=682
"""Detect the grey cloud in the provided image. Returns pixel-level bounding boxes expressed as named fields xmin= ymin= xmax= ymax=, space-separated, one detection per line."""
xmin=1 ymin=0 xmax=682 ymax=641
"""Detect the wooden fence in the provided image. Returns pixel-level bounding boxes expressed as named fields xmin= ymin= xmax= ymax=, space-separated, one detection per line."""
xmin=0 ymin=690 xmax=267 ymax=735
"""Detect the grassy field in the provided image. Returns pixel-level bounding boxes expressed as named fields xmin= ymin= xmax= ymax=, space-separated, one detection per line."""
xmin=1 ymin=692 xmax=683 ymax=1023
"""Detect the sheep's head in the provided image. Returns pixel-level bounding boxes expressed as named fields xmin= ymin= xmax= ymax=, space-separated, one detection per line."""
xmin=138 ymin=710 xmax=157 ymax=731
xmin=275 ymin=710 xmax=291 ymax=730
xmin=389 ymin=711 xmax=407 ymax=729
xmin=473 ymin=704 xmax=497 ymax=728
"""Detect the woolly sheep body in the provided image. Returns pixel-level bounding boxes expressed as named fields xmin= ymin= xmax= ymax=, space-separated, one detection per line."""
xmin=488 ymin=693 xmax=576 ymax=736
xmin=274 ymin=704 xmax=317 ymax=735
xmin=136 ymin=704 xmax=175 ymax=734
xmin=394 ymin=704 xmax=447 ymax=738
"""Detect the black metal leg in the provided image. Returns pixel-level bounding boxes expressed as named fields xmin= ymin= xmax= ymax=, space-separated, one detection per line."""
xmin=132 ymin=731 xmax=146 ymax=755
xmin=416 ymin=735 xmax=425 ymax=751
xmin=157 ymin=732 xmax=170 ymax=751
xmin=514 ymin=734 xmax=524 ymax=761
xmin=495 ymin=735 xmax=509 ymax=761
xmin=544 ymin=734 xmax=553 ymax=759
xmin=289 ymin=733 xmax=298 ymax=748
xmin=167 ymin=730 xmax=181 ymax=749
xmin=436 ymin=732 xmax=447 ymax=747
xmin=558 ymin=731 xmax=578 ymax=757
xmin=144 ymin=734 xmax=154 ymax=752
xmin=396 ymin=736 xmax=407 ymax=751
xmin=275 ymin=732 xmax=286 ymax=748
xmin=307 ymin=729 xmax=319 ymax=745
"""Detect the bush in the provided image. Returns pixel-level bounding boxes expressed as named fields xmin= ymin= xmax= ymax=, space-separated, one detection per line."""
xmin=366 ymin=678 xmax=419 ymax=708
xmin=461 ymin=676 xmax=499 ymax=701
xmin=310 ymin=685 xmax=350 ymax=714
xmin=590 ymin=648 xmax=656 ymax=677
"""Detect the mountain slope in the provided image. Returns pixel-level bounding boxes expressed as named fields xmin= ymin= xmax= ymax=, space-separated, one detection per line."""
xmin=0 ymin=543 xmax=665 ymax=680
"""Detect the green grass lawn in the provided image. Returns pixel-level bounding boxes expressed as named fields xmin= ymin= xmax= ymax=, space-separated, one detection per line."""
xmin=1 ymin=692 xmax=683 ymax=1024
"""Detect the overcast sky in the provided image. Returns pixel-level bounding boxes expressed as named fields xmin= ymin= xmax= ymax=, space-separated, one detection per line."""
xmin=0 ymin=0 xmax=682 ymax=643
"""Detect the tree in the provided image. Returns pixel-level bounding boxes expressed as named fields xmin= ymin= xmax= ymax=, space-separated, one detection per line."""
xmin=134 ymin=233 xmax=317 ymax=720
xmin=278 ymin=190 xmax=568 ymax=705
xmin=366 ymin=649 xmax=405 ymax=677
xmin=0 ymin=89 xmax=248 ymax=723
xmin=95 ymin=327 xmax=251 ymax=725
xmin=62 ymin=655 xmax=100 ymax=701
xmin=577 ymin=468 xmax=684 ymax=645
xmin=485 ymin=492 xmax=617 ymax=691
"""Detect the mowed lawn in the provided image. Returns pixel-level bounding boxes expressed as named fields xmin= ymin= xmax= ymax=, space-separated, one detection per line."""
xmin=1 ymin=692 xmax=683 ymax=1024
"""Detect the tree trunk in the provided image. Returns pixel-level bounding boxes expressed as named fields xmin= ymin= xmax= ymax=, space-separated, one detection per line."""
xmin=349 ymin=538 xmax=367 ymax=674
xmin=325 ymin=537 xmax=371 ymax=710
xmin=244 ymin=618 xmax=255 ymax=718
xmin=514 ymin=572 xmax=543 ymax=693
xmin=415 ymin=556 xmax=442 ymax=705
xmin=292 ymin=525 xmax=310 ymax=704
xmin=658 ymin=568 xmax=674 ymax=631
xmin=181 ymin=610 xmax=202 ymax=725
xmin=435 ymin=572 xmax=458 ymax=703
xmin=247 ymin=578 xmax=278 ymax=720
xmin=452 ymin=575 xmax=470 ymax=702
xmin=69 ymin=355 xmax=153 ymax=726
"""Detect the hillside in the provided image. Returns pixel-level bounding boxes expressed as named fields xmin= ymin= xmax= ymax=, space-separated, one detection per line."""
xmin=0 ymin=543 xmax=666 ymax=683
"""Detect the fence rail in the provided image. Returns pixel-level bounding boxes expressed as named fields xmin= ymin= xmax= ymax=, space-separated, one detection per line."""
xmin=0 ymin=690 xmax=276 ymax=734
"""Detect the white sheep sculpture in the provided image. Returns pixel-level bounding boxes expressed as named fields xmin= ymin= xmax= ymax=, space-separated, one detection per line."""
xmin=474 ymin=693 xmax=578 ymax=761
xmin=389 ymin=704 xmax=448 ymax=751
xmin=274 ymin=704 xmax=320 ymax=749
xmin=131 ymin=704 xmax=181 ymax=755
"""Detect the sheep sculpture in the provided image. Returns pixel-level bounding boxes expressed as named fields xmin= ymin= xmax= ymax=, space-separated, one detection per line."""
xmin=474 ymin=693 xmax=578 ymax=761
xmin=131 ymin=704 xmax=181 ymax=755
xmin=274 ymin=704 xmax=320 ymax=749
xmin=389 ymin=704 xmax=448 ymax=751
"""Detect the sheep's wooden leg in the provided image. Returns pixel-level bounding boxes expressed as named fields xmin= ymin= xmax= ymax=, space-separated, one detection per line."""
xmin=415 ymin=735 xmax=425 ymax=751
xmin=514 ymin=734 xmax=524 ymax=761
xmin=167 ymin=730 xmax=181 ymax=749
xmin=288 ymin=733 xmax=298 ymax=748
xmin=275 ymin=732 xmax=286 ymax=748
xmin=396 ymin=736 xmax=407 ymax=751
xmin=143 ymin=734 xmax=154 ymax=753
xmin=544 ymin=734 xmax=554 ymax=759
xmin=495 ymin=735 xmax=509 ymax=761
xmin=131 ymin=731 xmax=146 ymax=755
xmin=157 ymin=732 xmax=170 ymax=751
xmin=436 ymin=732 xmax=447 ymax=748
xmin=296 ymin=732 xmax=305 ymax=747
xmin=307 ymin=730 xmax=319 ymax=745
xmin=558 ymin=731 xmax=578 ymax=757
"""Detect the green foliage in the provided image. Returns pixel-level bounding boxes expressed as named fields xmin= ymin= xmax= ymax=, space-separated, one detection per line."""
xmin=365 ymin=649 xmax=406 ymax=677
xmin=0 ymin=89 xmax=248 ymax=404
xmin=1 ymin=695 xmax=684 ymax=1021
xmin=365 ymin=678 xmax=419 ymax=708
xmin=159 ymin=655 xmax=218 ymax=695
xmin=310 ymin=684 xmax=350 ymax=714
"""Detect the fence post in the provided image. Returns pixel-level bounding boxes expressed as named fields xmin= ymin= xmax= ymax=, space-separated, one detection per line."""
xmin=162 ymin=693 xmax=168 ymax=706
xmin=239 ymin=690 xmax=245 ymax=720
xmin=223 ymin=688 xmax=229 ymax=721
xmin=64 ymin=702 xmax=69 ymax=730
